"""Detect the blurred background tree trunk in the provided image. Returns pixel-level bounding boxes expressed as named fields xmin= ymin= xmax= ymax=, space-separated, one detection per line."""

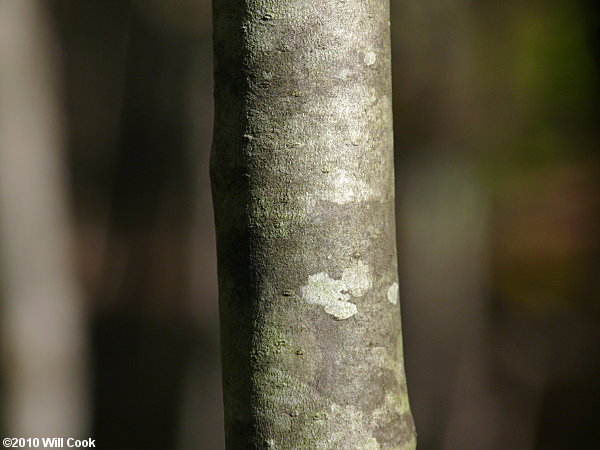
xmin=0 ymin=0 xmax=88 ymax=438
xmin=47 ymin=2 xmax=217 ymax=448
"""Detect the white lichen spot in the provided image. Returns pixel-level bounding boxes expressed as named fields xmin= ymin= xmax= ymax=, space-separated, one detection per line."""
xmin=301 ymin=261 xmax=372 ymax=320
xmin=301 ymin=273 xmax=356 ymax=320
xmin=325 ymin=301 xmax=357 ymax=321
xmin=387 ymin=282 xmax=399 ymax=305
xmin=364 ymin=51 xmax=377 ymax=66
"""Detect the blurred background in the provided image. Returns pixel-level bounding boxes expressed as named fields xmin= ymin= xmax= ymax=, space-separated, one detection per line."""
xmin=0 ymin=0 xmax=597 ymax=449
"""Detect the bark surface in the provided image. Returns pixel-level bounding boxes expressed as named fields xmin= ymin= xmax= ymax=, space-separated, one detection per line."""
xmin=211 ymin=0 xmax=416 ymax=448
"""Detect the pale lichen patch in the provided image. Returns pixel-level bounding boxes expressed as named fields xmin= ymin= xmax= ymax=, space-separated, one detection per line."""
xmin=364 ymin=51 xmax=377 ymax=66
xmin=301 ymin=261 xmax=372 ymax=320
xmin=387 ymin=282 xmax=399 ymax=305
xmin=324 ymin=301 xmax=358 ymax=320
xmin=301 ymin=272 xmax=356 ymax=320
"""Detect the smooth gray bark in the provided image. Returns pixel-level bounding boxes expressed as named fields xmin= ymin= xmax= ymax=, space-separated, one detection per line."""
xmin=211 ymin=0 xmax=416 ymax=448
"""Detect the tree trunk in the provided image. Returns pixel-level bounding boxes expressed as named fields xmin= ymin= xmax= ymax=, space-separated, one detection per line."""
xmin=0 ymin=0 xmax=88 ymax=438
xmin=211 ymin=0 xmax=416 ymax=448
